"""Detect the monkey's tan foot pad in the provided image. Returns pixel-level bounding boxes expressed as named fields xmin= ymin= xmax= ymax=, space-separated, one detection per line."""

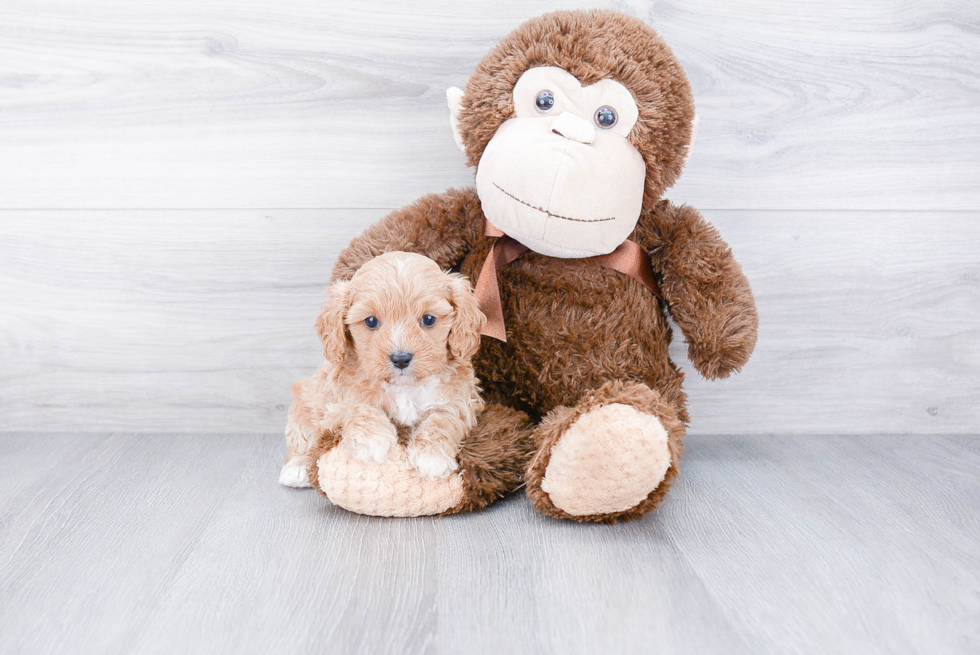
xmin=316 ymin=446 xmax=464 ymax=517
xmin=541 ymin=403 xmax=671 ymax=516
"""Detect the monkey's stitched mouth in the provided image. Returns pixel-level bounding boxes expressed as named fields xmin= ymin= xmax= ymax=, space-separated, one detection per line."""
xmin=492 ymin=183 xmax=615 ymax=223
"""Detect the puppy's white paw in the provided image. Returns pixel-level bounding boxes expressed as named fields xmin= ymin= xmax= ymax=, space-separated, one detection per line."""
xmin=408 ymin=445 xmax=459 ymax=480
xmin=343 ymin=424 xmax=397 ymax=463
xmin=279 ymin=463 xmax=312 ymax=488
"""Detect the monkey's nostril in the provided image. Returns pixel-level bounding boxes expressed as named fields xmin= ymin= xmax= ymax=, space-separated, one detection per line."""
xmin=550 ymin=112 xmax=595 ymax=144
xmin=389 ymin=351 xmax=413 ymax=369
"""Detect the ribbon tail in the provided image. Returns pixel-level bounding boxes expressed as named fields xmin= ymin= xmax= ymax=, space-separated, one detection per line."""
xmin=474 ymin=229 xmax=529 ymax=342
xmin=590 ymin=239 xmax=663 ymax=300
xmin=474 ymin=243 xmax=508 ymax=342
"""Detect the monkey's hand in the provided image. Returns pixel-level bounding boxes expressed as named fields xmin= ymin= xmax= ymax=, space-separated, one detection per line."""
xmin=639 ymin=201 xmax=759 ymax=380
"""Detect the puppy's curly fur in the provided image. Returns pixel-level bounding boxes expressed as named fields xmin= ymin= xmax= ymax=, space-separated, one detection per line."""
xmin=280 ymin=252 xmax=486 ymax=487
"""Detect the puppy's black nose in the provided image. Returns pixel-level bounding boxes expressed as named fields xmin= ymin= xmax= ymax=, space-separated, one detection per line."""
xmin=390 ymin=351 xmax=413 ymax=369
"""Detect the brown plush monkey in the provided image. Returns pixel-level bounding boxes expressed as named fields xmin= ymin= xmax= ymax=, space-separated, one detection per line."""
xmin=319 ymin=9 xmax=758 ymax=523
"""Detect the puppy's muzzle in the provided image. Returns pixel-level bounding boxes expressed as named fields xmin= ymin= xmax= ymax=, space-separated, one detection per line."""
xmin=389 ymin=350 xmax=413 ymax=370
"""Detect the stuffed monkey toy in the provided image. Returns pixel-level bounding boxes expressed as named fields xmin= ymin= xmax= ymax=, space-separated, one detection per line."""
xmin=314 ymin=9 xmax=758 ymax=523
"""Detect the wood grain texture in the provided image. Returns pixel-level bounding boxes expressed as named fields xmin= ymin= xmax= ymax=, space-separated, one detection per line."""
xmin=3 ymin=3 xmax=977 ymax=652
xmin=0 ymin=433 xmax=977 ymax=654
xmin=0 ymin=0 xmax=977 ymax=210
xmin=2 ymin=209 xmax=978 ymax=435
xmin=0 ymin=433 xmax=258 ymax=654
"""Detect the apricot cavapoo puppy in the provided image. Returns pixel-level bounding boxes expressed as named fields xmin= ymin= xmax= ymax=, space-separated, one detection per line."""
xmin=279 ymin=251 xmax=486 ymax=488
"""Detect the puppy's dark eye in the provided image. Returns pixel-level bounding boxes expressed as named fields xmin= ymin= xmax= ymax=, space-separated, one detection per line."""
xmin=420 ymin=314 xmax=437 ymax=327
xmin=364 ymin=316 xmax=379 ymax=329
xmin=535 ymin=90 xmax=555 ymax=113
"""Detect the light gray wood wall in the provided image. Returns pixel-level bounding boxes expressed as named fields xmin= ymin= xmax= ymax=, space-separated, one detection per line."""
xmin=1 ymin=0 xmax=978 ymax=434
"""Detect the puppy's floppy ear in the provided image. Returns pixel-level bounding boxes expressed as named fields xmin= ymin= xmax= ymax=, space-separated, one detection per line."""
xmin=446 ymin=273 xmax=486 ymax=362
xmin=316 ymin=281 xmax=353 ymax=365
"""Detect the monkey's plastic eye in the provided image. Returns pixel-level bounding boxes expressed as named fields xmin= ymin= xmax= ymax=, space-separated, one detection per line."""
xmin=364 ymin=316 xmax=379 ymax=329
xmin=535 ymin=90 xmax=555 ymax=113
xmin=421 ymin=314 xmax=437 ymax=327
xmin=595 ymin=106 xmax=618 ymax=128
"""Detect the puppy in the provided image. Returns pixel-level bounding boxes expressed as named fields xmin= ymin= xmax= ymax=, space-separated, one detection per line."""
xmin=279 ymin=252 xmax=486 ymax=488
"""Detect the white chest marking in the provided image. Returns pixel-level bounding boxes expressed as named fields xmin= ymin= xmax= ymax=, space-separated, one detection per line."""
xmin=385 ymin=377 xmax=444 ymax=426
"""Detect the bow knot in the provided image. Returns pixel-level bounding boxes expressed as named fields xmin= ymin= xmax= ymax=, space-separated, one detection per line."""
xmin=473 ymin=219 xmax=662 ymax=341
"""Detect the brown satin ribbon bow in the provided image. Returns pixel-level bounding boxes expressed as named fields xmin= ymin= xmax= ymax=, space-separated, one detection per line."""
xmin=473 ymin=219 xmax=663 ymax=341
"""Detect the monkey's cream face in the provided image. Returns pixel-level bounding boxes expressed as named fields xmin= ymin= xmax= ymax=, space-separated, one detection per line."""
xmin=465 ymin=67 xmax=647 ymax=258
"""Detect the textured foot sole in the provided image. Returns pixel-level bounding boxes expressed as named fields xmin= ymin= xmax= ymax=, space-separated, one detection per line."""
xmin=541 ymin=403 xmax=671 ymax=516
xmin=317 ymin=446 xmax=464 ymax=517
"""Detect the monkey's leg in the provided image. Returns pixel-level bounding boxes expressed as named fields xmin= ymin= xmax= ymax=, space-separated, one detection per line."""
xmin=307 ymin=404 xmax=534 ymax=517
xmin=525 ymin=380 xmax=685 ymax=524
xmin=443 ymin=403 xmax=535 ymax=515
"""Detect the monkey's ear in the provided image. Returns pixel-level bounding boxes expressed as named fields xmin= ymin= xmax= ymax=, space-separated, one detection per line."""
xmin=446 ymin=86 xmax=466 ymax=154
xmin=316 ymin=281 xmax=353 ymax=366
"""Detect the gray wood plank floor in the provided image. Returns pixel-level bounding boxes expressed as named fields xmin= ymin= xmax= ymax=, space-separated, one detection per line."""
xmin=1 ymin=433 xmax=977 ymax=655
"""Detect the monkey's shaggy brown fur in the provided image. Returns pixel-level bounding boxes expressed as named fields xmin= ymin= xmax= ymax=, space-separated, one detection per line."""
xmin=524 ymin=381 xmax=686 ymax=524
xmin=445 ymin=404 xmax=537 ymax=515
xmin=457 ymin=9 xmax=695 ymax=214
xmin=332 ymin=10 xmax=758 ymax=522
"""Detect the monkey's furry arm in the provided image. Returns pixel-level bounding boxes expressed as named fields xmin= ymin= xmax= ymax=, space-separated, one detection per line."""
xmin=636 ymin=200 xmax=758 ymax=380
xmin=331 ymin=188 xmax=483 ymax=283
